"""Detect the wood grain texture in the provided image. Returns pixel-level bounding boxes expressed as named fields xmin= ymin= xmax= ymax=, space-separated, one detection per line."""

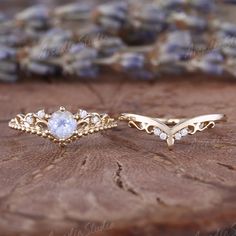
xmin=0 ymin=76 xmax=236 ymax=236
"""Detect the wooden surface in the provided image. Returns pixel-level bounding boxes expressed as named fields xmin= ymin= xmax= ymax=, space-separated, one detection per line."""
xmin=0 ymin=76 xmax=236 ymax=236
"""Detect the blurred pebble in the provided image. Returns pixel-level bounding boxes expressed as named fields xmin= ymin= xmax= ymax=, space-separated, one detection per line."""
xmin=203 ymin=50 xmax=224 ymax=63
xmin=29 ymin=28 xmax=72 ymax=61
xmin=219 ymin=22 xmax=236 ymax=37
xmin=162 ymin=30 xmax=192 ymax=60
xmin=54 ymin=3 xmax=90 ymax=20
xmin=171 ymin=13 xmax=208 ymax=31
xmin=166 ymin=30 xmax=192 ymax=49
xmin=0 ymin=13 xmax=7 ymax=23
xmin=189 ymin=0 xmax=215 ymax=13
xmin=0 ymin=46 xmax=16 ymax=60
xmin=119 ymin=52 xmax=145 ymax=70
xmin=0 ymin=28 xmax=29 ymax=47
xmin=41 ymin=28 xmax=72 ymax=44
xmin=63 ymin=45 xmax=99 ymax=78
xmin=15 ymin=5 xmax=50 ymax=30
xmin=0 ymin=61 xmax=17 ymax=73
xmin=114 ymin=52 xmax=154 ymax=79
xmin=0 ymin=72 xmax=18 ymax=82
xmin=162 ymin=0 xmax=187 ymax=10
xmin=131 ymin=4 xmax=167 ymax=31
xmin=93 ymin=37 xmax=125 ymax=57
xmin=218 ymin=35 xmax=236 ymax=57
xmin=26 ymin=61 xmax=60 ymax=76
xmin=220 ymin=0 xmax=236 ymax=4
xmin=94 ymin=2 xmax=128 ymax=33
xmin=68 ymin=43 xmax=85 ymax=55
xmin=198 ymin=61 xmax=224 ymax=75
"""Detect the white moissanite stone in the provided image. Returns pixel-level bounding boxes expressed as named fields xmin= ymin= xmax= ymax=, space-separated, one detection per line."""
xmin=26 ymin=116 xmax=33 ymax=125
xmin=174 ymin=132 xmax=182 ymax=140
xmin=180 ymin=128 xmax=188 ymax=137
xmin=154 ymin=128 xmax=161 ymax=136
xmin=79 ymin=109 xmax=88 ymax=119
xmin=48 ymin=110 xmax=77 ymax=140
xmin=160 ymin=132 xmax=167 ymax=140
xmin=37 ymin=109 xmax=45 ymax=119
xmin=92 ymin=116 xmax=100 ymax=124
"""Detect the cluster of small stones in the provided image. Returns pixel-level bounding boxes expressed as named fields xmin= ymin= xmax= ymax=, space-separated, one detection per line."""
xmin=9 ymin=110 xmax=48 ymax=137
xmin=153 ymin=127 xmax=189 ymax=141
xmin=1 ymin=0 xmax=236 ymax=82
xmin=153 ymin=128 xmax=168 ymax=141
xmin=78 ymin=109 xmax=101 ymax=125
xmin=9 ymin=108 xmax=117 ymax=145
xmin=173 ymin=128 xmax=189 ymax=140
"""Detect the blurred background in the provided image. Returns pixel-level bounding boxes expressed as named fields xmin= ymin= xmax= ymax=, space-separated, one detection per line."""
xmin=1 ymin=0 xmax=236 ymax=83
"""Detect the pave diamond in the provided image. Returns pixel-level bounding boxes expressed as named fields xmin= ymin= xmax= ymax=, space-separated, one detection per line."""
xmin=24 ymin=122 xmax=30 ymax=128
xmin=92 ymin=116 xmax=100 ymax=124
xmin=154 ymin=128 xmax=161 ymax=136
xmin=26 ymin=116 xmax=34 ymax=125
xmin=180 ymin=128 xmax=188 ymax=137
xmin=48 ymin=110 xmax=77 ymax=139
xmin=160 ymin=132 xmax=167 ymax=140
xmin=79 ymin=109 xmax=88 ymax=119
xmin=37 ymin=109 xmax=45 ymax=119
xmin=174 ymin=132 xmax=182 ymax=140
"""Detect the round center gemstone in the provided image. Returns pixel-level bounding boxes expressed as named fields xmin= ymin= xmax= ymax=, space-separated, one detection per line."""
xmin=48 ymin=110 xmax=77 ymax=140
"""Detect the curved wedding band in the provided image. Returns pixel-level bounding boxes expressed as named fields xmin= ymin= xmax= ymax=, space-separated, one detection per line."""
xmin=9 ymin=107 xmax=117 ymax=146
xmin=119 ymin=113 xmax=226 ymax=150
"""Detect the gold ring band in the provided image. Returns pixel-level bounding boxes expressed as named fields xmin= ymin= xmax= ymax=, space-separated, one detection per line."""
xmin=119 ymin=113 xmax=226 ymax=150
xmin=9 ymin=106 xmax=117 ymax=146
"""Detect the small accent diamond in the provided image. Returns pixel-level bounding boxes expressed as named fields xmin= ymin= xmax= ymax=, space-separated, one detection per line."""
xmin=154 ymin=128 xmax=161 ymax=136
xmin=79 ymin=109 xmax=88 ymax=119
xmin=92 ymin=116 xmax=100 ymax=124
xmin=24 ymin=122 xmax=30 ymax=128
xmin=160 ymin=132 xmax=167 ymax=140
xmin=180 ymin=128 xmax=188 ymax=137
xmin=174 ymin=132 xmax=182 ymax=140
xmin=26 ymin=116 xmax=33 ymax=125
xmin=37 ymin=110 xmax=45 ymax=119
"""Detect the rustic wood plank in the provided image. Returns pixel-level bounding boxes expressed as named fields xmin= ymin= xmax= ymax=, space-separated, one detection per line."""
xmin=0 ymin=77 xmax=236 ymax=236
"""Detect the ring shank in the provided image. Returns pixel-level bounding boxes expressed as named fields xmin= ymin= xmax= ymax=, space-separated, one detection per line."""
xmin=154 ymin=114 xmax=226 ymax=126
xmin=120 ymin=113 xmax=226 ymax=126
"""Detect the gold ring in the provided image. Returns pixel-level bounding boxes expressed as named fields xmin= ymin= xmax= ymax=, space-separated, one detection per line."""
xmin=119 ymin=113 xmax=226 ymax=150
xmin=9 ymin=106 xmax=117 ymax=146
